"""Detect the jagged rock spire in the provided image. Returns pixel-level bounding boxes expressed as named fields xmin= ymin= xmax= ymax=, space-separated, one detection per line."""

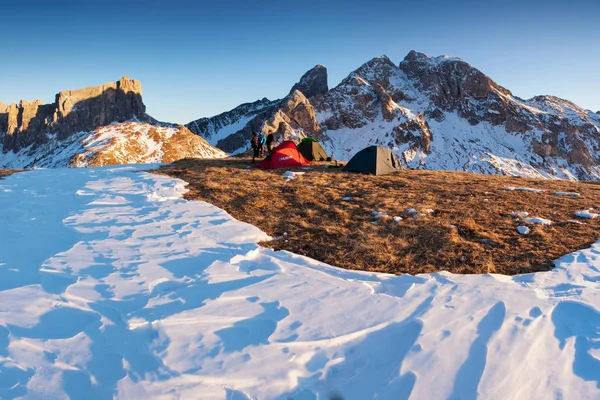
xmin=289 ymin=65 xmax=328 ymax=99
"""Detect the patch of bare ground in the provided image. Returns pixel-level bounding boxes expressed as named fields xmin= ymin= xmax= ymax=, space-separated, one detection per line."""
xmin=157 ymin=158 xmax=600 ymax=275
xmin=0 ymin=170 xmax=18 ymax=178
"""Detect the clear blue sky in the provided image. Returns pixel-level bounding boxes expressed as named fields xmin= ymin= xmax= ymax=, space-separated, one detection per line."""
xmin=1 ymin=0 xmax=598 ymax=124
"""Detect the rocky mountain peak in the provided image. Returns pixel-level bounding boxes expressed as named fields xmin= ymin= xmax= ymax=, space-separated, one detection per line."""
xmin=403 ymin=50 xmax=429 ymax=62
xmin=1 ymin=77 xmax=145 ymax=152
xmin=289 ymin=64 xmax=328 ymax=98
xmin=361 ymin=55 xmax=396 ymax=70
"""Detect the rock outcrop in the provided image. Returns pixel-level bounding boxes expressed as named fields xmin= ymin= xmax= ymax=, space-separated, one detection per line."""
xmin=261 ymin=90 xmax=320 ymax=142
xmin=1 ymin=77 xmax=145 ymax=152
xmin=289 ymin=65 xmax=328 ymax=99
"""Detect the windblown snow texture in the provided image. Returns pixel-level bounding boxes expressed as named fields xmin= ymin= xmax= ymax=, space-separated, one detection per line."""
xmin=1 ymin=167 xmax=600 ymax=398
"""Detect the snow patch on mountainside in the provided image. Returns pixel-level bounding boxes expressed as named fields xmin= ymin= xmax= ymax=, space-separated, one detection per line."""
xmin=0 ymin=122 xmax=227 ymax=169
xmin=0 ymin=131 xmax=89 ymax=169
xmin=320 ymin=109 xmax=594 ymax=180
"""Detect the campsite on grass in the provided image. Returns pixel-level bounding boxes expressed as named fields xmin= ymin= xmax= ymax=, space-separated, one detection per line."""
xmin=160 ymin=157 xmax=600 ymax=275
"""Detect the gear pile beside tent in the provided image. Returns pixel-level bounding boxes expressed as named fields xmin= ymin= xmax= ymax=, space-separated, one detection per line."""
xmin=256 ymin=141 xmax=311 ymax=169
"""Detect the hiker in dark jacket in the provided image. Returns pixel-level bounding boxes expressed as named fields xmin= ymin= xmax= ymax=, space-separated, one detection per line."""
xmin=258 ymin=132 xmax=266 ymax=157
xmin=266 ymin=132 xmax=274 ymax=154
xmin=251 ymin=132 xmax=260 ymax=163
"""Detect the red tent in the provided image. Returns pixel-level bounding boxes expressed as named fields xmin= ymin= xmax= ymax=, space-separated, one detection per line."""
xmin=256 ymin=141 xmax=311 ymax=169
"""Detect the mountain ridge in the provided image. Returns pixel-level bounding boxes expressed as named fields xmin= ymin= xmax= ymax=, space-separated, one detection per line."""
xmin=188 ymin=50 xmax=600 ymax=180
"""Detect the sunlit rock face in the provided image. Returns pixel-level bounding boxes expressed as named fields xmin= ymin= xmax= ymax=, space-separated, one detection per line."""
xmin=0 ymin=77 xmax=145 ymax=152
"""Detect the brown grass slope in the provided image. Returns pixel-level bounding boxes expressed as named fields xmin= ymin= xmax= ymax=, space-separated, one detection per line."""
xmin=158 ymin=159 xmax=600 ymax=275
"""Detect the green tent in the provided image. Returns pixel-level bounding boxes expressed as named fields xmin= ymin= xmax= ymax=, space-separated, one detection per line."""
xmin=297 ymin=141 xmax=329 ymax=162
xmin=343 ymin=146 xmax=403 ymax=175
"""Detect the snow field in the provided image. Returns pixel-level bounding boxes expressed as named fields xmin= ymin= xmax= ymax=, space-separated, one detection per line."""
xmin=1 ymin=167 xmax=600 ymax=398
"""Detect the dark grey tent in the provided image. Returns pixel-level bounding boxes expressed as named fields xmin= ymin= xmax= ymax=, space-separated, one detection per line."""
xmin=297 ymin=141 xmax=329 ymax=161
xmin=342 ymin=146 xmax=403 ymax=175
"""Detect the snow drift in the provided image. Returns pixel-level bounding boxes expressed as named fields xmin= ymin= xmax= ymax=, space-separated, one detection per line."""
xmin=1 ymin=167 xmax=600 ymax=398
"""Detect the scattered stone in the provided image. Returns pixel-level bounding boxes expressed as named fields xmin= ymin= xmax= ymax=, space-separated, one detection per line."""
xmin=516 ymin=226 xmax=530 ymax=235
xmin=567 ymin=220 xmax=584 ymax=225
xmin=574 ymin=210 xmax=599 ymax=219
xmin=555 ymin=192 xmax=580 ymax=197
xmin=372 ymin=210 xmax=388 ymax=219
xmin=522 ymin=217 xmax=552 ymax=225
xmin=504 ymin=187 xmax=544 ymax=193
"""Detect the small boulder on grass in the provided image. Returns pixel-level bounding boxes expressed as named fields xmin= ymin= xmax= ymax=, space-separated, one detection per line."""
xmin=522 ymin=217 xmax=552 ymax=225
xmin=555 ymin=191 xmax=580 ymax=197
xmin=516 ymin=226 xmax=530 ymax=235
xmin=372 ymin=210 xmax=388 ymax=219
xmin=574 ymin=210 xmax=599 ymax=219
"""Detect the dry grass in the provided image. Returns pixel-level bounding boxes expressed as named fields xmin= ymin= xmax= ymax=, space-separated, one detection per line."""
xmin=0 ymin=170 xmax=17 ymax=178
xmin=157 ymin=158 xmax=600 ymax=275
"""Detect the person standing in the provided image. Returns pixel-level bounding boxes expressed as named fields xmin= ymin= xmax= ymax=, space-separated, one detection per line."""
xmin=258 ymin=132 xmax=266 ymax=157
xmin=266 ymin=131 xmax=274 ymax=154
xmin=250 ymin=132 xmax=260 ymax=163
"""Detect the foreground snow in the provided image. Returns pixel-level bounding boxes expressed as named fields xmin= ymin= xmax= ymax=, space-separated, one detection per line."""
xmin=1 ymin=167 xmax=600 ymax=399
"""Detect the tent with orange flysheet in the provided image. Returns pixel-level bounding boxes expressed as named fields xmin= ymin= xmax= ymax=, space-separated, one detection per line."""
xmin=256 ymin=141 xmax=311 ymax=169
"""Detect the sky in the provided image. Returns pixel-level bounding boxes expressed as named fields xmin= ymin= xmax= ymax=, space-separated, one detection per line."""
xmin=1 ymin=0 xmax=599 ymax=124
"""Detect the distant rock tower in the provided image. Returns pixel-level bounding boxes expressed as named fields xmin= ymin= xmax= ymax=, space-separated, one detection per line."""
xmin=0 ymin=77 xmax=146 ymax=152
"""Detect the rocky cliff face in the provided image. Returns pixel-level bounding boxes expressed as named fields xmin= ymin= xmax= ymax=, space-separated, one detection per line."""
xmin=289 ymin=65 xmax=329 ymax=99
xmin=0 ymin=78 xmax=226 ymax=168
xmin=0 ymin=77 xmax=145 ymax=152
xmin=191 ymin=51 xmax=600 ymax=180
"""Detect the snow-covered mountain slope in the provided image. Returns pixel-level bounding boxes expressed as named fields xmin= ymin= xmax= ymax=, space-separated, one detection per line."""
xmin=186 ymin=98 xmax=281 ymax=154
xmin=0 ymin=122 xmax=227 ymax=169
xmin=312 ymin=52 xmax=600 ymax=180
xmin=193 ymin=52 xmax=600 ymax=180
xmin=2 ymin=166 xmax=600 ymax=398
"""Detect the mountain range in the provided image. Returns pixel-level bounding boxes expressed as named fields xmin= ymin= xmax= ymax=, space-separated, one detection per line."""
xmin=1 ymin=51 xmax=599 ymax=180
xmin=187 ymin=51 xmax=600 ymax=180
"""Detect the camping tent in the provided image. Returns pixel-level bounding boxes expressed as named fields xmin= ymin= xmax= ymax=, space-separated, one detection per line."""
xmin=297 ymin=141 xmax=329 ymax=162
xmin=256 ymin=141 xmax=311 ymax=169
xmin=342 ymin=146 xmax=403 ymax=175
